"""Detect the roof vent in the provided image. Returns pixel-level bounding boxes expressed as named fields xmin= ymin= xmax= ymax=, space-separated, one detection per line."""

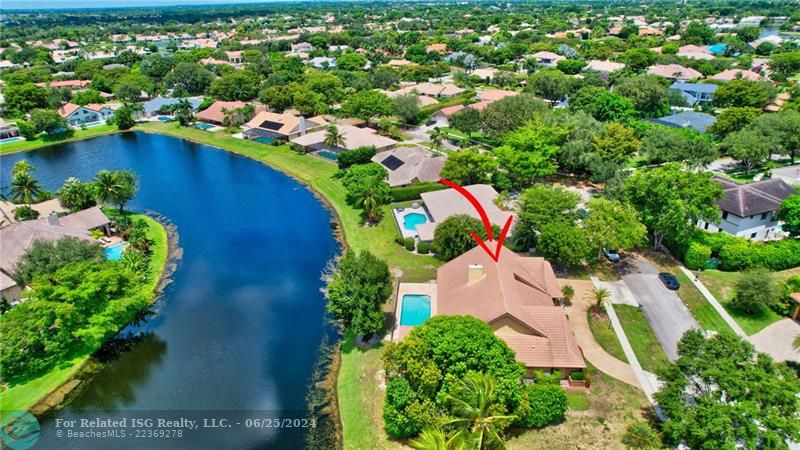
xmin=46 ymin=213 xmax=60 ymax=226
xmin=467 ymin=264 xmax=484 ymax=285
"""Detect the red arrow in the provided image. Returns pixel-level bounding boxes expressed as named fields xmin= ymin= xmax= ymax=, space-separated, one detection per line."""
xmin=439 ymin=178 xmax=514 ymax=262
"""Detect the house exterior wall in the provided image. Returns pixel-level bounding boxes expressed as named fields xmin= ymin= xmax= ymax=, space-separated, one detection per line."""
xmin=66 ymin=108 xmax=101 ymax=126
xmin=697 ymin=210 xmax=780 ymax=240
xmin=1 ymin=285 xmax=22 ymax=305
xmin=492 ymin=316 xmax=535 ymax=336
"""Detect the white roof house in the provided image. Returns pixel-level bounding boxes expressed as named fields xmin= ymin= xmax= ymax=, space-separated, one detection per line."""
xmin=290 ymin=124 xmax=397 ymax=153
xmin=415 ymin=184 xmax=514 ymax=241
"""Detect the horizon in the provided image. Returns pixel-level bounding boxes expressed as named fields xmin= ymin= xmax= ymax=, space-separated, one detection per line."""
xmin=2 ymin=0 xmax=294 ymax=11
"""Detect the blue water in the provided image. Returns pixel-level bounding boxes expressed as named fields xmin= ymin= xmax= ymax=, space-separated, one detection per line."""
xmin=157 ymin=116 xmax=172 ymax=121
xmin=318 ymin=150 xmax=338 ymax=161
xmin=255 ymin=136 xmax=275 ymax=144
xmin=0 ymin=132 xmax=340 ymax=449
xmin=403 ymin=212 xmax=428 ymax=232
xmin=708 ymin=43 xmax=727 ymax=54
xmin=400 ymin=294 xmax=431 ymax=326
xmin=0 ymin=136 xmax=24 ymax=144
xmin=104 ymin=242 xmax=125 ymax=261
xmin=195 ymin=122 xmax=214 ymax=130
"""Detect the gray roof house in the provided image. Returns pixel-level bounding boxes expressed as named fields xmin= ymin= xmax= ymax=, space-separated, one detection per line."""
xmin=413 ymin=184 xmax=515 ymax=241
xmin=669 ymin=82 xmax=718 ymax=106
xmin=143 ymin=97 xmax=203 ymax=117
xmin=697 ymin=176 xmax=798 ymax=240
xmin=371 ymin=146 xmax=445 ymax=187
xmin=650 ymin=111 xmax=717 ymax=133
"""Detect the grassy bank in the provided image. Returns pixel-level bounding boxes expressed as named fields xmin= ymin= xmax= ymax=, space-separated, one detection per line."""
xmin=672 ymin=271 xmax=732 ymax=334
xmin=0 ymin=124 xmax=119 ymax=155
xmin=587 ymin=310 xmax=628 ymax=363
xmin=0 ymin=215 xmax=168 ymax=414
xmin=615 ymin=305 xmax=671 ymax=374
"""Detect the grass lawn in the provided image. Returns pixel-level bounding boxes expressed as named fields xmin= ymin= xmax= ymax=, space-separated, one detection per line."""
xmin=699 ymin=269 xmax=790 ymax=335
xmin=614 ymin=305 xmax=670 ymax=374
xmin=587 ymin=310 xmax=628 ymax=363
xmin=0 ymin=214 xmax=168 ymax=416
xmin=672 ymin=271 xmax=733 ymax=334
xmin=0 ymin=124 xmax=119 ymax=154
xmin=506 ymin=363 xmax=649 ymax=450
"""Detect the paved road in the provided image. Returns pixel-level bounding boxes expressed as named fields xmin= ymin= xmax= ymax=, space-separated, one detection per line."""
xmin=621 ymin=256 xmax=700 ymax=361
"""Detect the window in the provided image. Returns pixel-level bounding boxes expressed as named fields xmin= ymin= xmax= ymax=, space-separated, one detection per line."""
xmin=722 ymin=212 xmax=728 ymax=220
xmin=761 ymin=212 xmax=768 ymax=220
xmin=704 ymin=222 xmax=709 ymax=230
xmin=750 ymin=232 xmax=757 ymax=239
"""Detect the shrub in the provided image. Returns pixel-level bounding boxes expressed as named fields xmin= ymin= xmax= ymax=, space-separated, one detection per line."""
xmin=337 ymin=146 xmax=376 ymax=170
xmin=569 ymin=370 xmax=585 ymax=381
xmin=416 ymin=241 xmax=432 ymax=254
xmin=13 ymin=237 xmax=105 ymax=286
xmin=432 ymin=215 xmax=499 ymax=261
xmin=395 ymin=235 xmax=405 ymax=247
xmin=404 ymin=237 xmax=416 ymax=251
xmin=383 ymin=377 xmax=437 ymax=438
xmin=776 ymin=276 xmax=800 ymax=316
xmin=12 ymin=205 xmax=39 ymax=221
xmin=561 ymin=284 xmax=575 ymax=302
xmin=731 ymin=268 xmax=778 ymax=314
xmin=622 ymin=421 xmax=662 ymax=449
xmin=518 ymin=384 xmax=567 ymax=428
xmin=17 ymin=121 xmax=38 ymax=140
xmin=390 ymin=182 xmax=448 ymax=202
xmin=684 ymin=242 xmax=711 ymax=270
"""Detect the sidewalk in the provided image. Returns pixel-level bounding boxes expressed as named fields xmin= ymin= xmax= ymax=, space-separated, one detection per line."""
xmin=678 ymin=266 xmax=748 ymax=339
xmin=590 ymin=277 xmax=661 ymax=405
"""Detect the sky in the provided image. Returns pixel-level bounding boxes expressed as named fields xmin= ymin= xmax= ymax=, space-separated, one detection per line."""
xmin=3 ymin=0 xmax=280 ymax=10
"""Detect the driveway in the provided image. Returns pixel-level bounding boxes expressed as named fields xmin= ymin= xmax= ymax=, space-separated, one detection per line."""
xmin=620 ymin=255 xmax=700 ymax=361
xmin=751 ymin=319 xmax=800 ymax=363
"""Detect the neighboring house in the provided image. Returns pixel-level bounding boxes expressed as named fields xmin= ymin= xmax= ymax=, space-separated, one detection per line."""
xmin=669 ymin=82 xmax=718 ymax=105
xmin=291 ymin=42 xmax=314 ymax=54
xmin=0 ymin=271 xmax=20 ymax=306
xmin=195 ymin=101 xmax=247 ymax=125
xmin=289 ymin=123 xmax=397 ymax=154
xmin=225 ymin=51 xmax=243 ymax=64
xmin=386 ymin=59 xmax=414 ymax=68
xmin=431 ymin=101 xmax=491 ymax=127
xmin=394 ymin=243 xmax=585 ymax=377
xmin=471 ymin=67 xmax=498 ymax=82
xmin=142 ymin=97 xmax=203 ymax=117
xmin=0 ymin=119 xmax=20 ymax=140
xmin=476 ymin=89 xmax=517 ymax=103
xmin=697 ymin=176 xmax=798 ymax=240
xmin=749 ymin=34 xmax=784 ymax=49
xmin=39 ymin=79 xmax=91 ymax=90
xmin=309 ymin=57 xmax=337 ymax=70
xmin=765 ymin=93 xmax=791 ymax=112
xmin=243 ymin=111 xmax=327 ymax=141
xmin=426 ymin=43 xmax=447 ymax=53
xmin=583 ymin=60 xmax=626 ymax=73
xmin=58 ymin=103 xmax=114 ymax=126
xmin=677 ymin=44 xmax=714 ymax=60
xmin=411 ymin=184 xmax=512 ymax=241
xmin=647 ymin=64 xmax=703 ymax=81
xmin=0 ymin=206 xmax=111 ymax=305
xmin=650 ymin=111 xmax=717 ymax=133
xmin=371 ymin=146 xmax=445 ymax=187
xmin=393 ymin=82 xmax=466 ymax=98
xmin=710 ymin=69 xmax=766 ymax=82
xmin=531 ymin=51 xmax=565 ymax=68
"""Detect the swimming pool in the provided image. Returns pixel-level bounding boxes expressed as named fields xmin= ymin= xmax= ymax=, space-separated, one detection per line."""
xmin=157 ymin=116 xmax=172 ymax=121
xmin=403 ymin=212 xmax=428 ymax=232
xmin=255 ymin=136 xmax=274 ymax=144
xmin=399 ymin=294 xmax=431 ymax=326
xmin=104 ymin=242 xmax=125 ymax=261
xmin=708 ymin=43 xmax=727 ymax=54
xmin=318 ymin=150 xmax=338 ymax=161
xmin=0 ymin=136 xmax=24 ymax=144
xmin=195 ymin=122 xmax=215 ymax=131
xmin=83 ymin=121 xmax=105 ymax=128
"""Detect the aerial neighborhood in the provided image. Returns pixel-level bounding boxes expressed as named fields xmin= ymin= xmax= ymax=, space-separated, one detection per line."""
xmin=0 ymin=1 xmax=799 ymax=449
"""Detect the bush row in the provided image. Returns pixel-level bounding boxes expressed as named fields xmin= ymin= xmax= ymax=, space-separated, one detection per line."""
xmin=390 ymin=182 xmax=448 ymax=202
xmin=671 ymin=230 xmax=800 ymax=271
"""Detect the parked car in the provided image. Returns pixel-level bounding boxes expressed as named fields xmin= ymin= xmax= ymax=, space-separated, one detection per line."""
xmin=658 ymin=272 xmax=680 ymax=290
xmin=603 ymin=248 xmax=620 ymax=263
xmin=425 ymin=119 xmax=436 ymax=126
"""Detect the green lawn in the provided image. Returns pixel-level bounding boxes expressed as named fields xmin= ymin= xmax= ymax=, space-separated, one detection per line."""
xmin=587 ymin=310 xmax=628 ymax=363
xmin=614 ymin=305 xmax=670 ymax=374
xmin=699 ymin=269 xmax=789 ymax=335
xmin=0 ymin=124 xmax=119 ymax=154
xmin=566 ymin=390 xmax=590 ymax=411
xmin=0 ymin=214 xmax=168 ymax=416
xmin=672 ymin=271 xmax=733 ymax=334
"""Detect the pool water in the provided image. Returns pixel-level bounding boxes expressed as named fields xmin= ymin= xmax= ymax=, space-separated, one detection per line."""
xmin=318 ymin=150 xmax=338 ymax=161
xmin=104 ymin=242 xmax=125 ymax=261
xmin=83 ymin=121 xmax=105 ymax=128
xmin=255 ymin=136 xmax=274 ymax=144
xmin=195 ymin=122 xmax=215 ymax=131
xmin=400 ymin=294 xmax=431 ymax=326
xmin=708 ymin=43 xmax=727 ymax=54
xmin=403 ymin=212 xmax=428 ymax=232
xmin=157 ymin=116 xmax=172 ymax=121
xmin=0 ymin=136 xmax=24 ymax=144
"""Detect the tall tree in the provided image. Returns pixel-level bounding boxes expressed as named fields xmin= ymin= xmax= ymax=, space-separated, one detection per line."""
xmin=341 ymin=90 xmax=394 ymax=124
xmin=440 ymin=149 xmax=498 ymax=185
xmin=92 ymin=169 xmax=138 ymax=213
xmin=527 ymin=69 xmax=573 ymax=106
xmin=443 ymin=373 xmax=516 ymax=450
xmin=777 ymin=195 xmax=800 ymax=237
xmin=512 ymin=184 xmax=580 ymax=251
xmin=323 ymin=125 xmax=346 ymax=150
xmin=624 ymin=163 xmax=722 ymax=249
xmin=583 ymin=198 xmax=646 ymax=258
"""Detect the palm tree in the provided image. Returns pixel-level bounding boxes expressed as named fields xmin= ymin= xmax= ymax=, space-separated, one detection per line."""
xmin=430 ymin=127 xmax=447 ymax=151
xmin=360 ymin=178 xmax=384 ymax=223
xmin=587 ymin=287 xmax=611 ymax=314
xmin=442 ymin=373 xmax=516 ymax=450
xmin=10 ymin=172 xmax=43 ymax=207
xmin=410 ymin=427 xmax=471 ymax=450
xmin=323 ymin=125 xmax=345 ymax=150
xmin=11 ymin=160 xmax=35 ymax=178
xmin=93 ymin=170 xmax=138 ymax=213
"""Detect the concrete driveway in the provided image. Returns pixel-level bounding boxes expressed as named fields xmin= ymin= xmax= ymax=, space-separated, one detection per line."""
xmin=620 ymin=255 xmax=700 ymax=361
xmin=751 ymin=319 xmax=800 ymax=363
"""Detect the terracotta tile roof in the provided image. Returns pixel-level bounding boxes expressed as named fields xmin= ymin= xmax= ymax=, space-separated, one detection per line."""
xmin=647 ymin=64 xmax=703 ymax=80
xmin=476 ymin=89 xmax=518 ymax=102
xmin=195 ymin=101 xmax=247 ymax=124
xmin=435 ymin=244 xmax=584 ymax=369
xmin=711 ymin=69 xmax=766 ymax=82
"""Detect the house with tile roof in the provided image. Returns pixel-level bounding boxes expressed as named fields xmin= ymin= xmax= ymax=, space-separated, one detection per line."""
xmin=710 ymin=69 xmax=766 ymax=82
xmin=393 ymin=243 xmax=585 ymax=376
xmin=531 ymin=51 xmax=565 ymax=68
xmin=57 ymin=103 xmax=114 ymax=126
xmin=243 ymin=111 xmax=327 ymax=141
xmin=647 ymin=64 xmax=703 ymax=81
xmin=371 ymin=146 xmax=445 ymax=187
xmin=697 ymin=176 xmax=798 ymax=240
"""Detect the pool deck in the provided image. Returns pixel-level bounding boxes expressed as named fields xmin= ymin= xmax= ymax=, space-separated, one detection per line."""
xmin=392 ymin=205 xmax=432 ymax=240
xmin=390 ymin=282 xmax=438 ymax=341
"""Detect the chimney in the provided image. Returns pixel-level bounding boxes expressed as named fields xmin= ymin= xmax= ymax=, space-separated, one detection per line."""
xmin=467 ymin=264 xmax=484 ymax=285
xmin=299 ymin=116 xmax=307 ymax=135
xmin=46 ymin=213 xmax=60 ymax=226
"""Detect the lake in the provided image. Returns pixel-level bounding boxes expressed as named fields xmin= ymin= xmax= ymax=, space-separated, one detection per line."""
xmin=0 ymin=132 xmax=341 ymax=449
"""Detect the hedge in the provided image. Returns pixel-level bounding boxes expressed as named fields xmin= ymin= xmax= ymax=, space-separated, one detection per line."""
xmin=671 ymin=230 xmax=800 ymax=272
xmin=416 ymin=241 xmax=432 ymax=254
xmin=390 ymin=182 xmax=448 ymax=202
xmin=404 ymin=237 xmax=416 ymax=251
